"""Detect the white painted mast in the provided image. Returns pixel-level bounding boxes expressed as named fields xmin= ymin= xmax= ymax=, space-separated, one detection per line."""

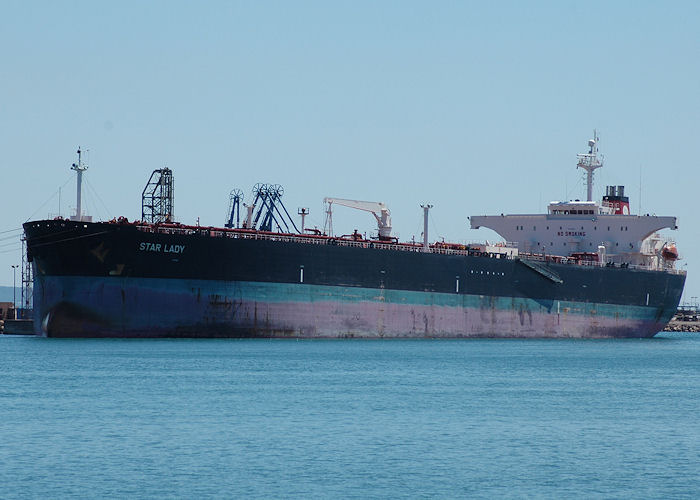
xmin=421 ymin=204 xmax=432 ymax=252
xmin=576 ymin=130 xmax=603 ymax=202
xmin=70 ymin=147 xmax=88 ymax=221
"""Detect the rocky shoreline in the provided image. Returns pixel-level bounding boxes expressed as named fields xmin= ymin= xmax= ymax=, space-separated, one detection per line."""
xmin=663 ymin=320 xmax=700 ymax=333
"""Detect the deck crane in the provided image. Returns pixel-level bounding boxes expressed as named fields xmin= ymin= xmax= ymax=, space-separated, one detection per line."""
xmin=323 ymin=197 xmax=393 ymax=241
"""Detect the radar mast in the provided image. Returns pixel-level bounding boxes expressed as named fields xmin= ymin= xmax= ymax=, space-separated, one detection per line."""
xmin=576 ymin=130 xmax=603 ymax=202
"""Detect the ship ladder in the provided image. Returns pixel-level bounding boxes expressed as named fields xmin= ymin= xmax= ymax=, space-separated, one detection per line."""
xmin=518 ymin=259 xmax=563 ymax=284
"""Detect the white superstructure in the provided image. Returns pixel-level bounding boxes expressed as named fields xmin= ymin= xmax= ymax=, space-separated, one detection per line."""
xmin=470 ymin=134 xmax=679 ymax=268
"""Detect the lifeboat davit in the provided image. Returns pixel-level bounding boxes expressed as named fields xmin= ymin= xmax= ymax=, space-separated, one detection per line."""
xmin=661 ymin=243 xmax=679 ymax=261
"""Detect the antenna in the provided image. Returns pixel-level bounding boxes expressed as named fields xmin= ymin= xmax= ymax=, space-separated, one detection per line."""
xmin=638 ymin=165 xmax=642 ymax=215
xmin=576 ymin=130 xmax=603 ymax=202
xmin=70 ymin=147 xmax=88 ymax=221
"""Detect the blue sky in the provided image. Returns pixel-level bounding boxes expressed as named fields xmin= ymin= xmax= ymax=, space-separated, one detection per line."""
xmin=2 ymin=1 xmax=699 ymax=301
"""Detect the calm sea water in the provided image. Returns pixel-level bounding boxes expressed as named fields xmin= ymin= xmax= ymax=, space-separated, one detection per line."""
xmin=1 ymin=334 xmax=699 ymax=499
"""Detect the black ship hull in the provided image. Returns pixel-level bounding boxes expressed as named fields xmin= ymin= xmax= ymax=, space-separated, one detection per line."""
xmin=24 ymin=220 xmax=686 ymax=338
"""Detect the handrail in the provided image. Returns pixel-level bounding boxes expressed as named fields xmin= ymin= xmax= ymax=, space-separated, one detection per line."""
xmin=129 ymin=223 xmax=685 ymax=275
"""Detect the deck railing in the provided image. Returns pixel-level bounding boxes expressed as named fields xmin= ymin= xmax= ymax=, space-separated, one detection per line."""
xmin=132 ymin=223 xmax=685 ymax=275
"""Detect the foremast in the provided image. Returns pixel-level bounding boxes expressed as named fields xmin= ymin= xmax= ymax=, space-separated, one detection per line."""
xmin=70 ymin=148 xmax=88 ymax=222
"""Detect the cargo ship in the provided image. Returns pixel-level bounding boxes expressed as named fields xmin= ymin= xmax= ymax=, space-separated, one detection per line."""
xmin=24 ymin=136 xmax=686 ymax=338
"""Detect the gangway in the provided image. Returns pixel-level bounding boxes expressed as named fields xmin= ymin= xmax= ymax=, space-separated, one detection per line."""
xmin=518 ymin=258 xmax=564 ymax=284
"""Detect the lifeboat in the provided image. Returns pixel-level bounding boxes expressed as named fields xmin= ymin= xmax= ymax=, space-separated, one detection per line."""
xmin=661 ymin=243 xmax=679 ymax=261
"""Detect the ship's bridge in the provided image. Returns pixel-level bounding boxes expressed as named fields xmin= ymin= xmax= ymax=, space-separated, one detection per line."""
xmin=547 ymin=200 xmax=615 ymax=216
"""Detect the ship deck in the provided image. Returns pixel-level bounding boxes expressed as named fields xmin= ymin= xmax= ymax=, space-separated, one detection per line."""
xmin=126 ymin=220 xmax=685 ymax=275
